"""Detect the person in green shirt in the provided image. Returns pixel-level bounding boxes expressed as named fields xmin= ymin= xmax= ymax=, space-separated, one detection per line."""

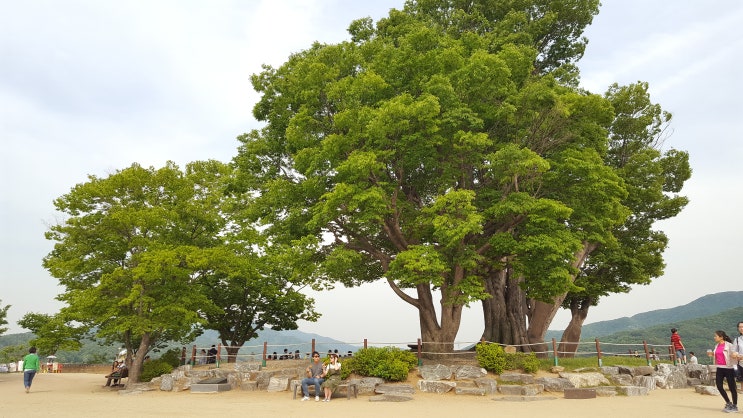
xmin=22 ymin=347 xmax=40 ymax=393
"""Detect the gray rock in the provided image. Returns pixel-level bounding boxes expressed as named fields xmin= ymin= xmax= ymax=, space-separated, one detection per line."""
xmin=474 ymin=377 xmax=498 ymax=394
xmin=695 ymin=385 xmax=719 ymax=396
xmin=499 ymin=372 xmax=535 ymax=384
xmin=455 ymin=386 xmax=488 ymax=396
xmin=493 ymin=395 xmax=557 ymax=402
xmin=375 ymin=383 xmax=415 ymax=394
xmin=632 ymin=375 xmax=656 ymax=391
xmin=558 ymin=372 xmax=610 ymax=388
xmin=357 ymin=377 xmax=384 ymax=395
xmin=453 ymin=365 xmax=487 ymax=380
xmin=599 ymin=366 xmax=619 ymax=375
xmin=369 ymin=393 xmax=414 ymax=402
xmin=232 ymin=363 xmax=261 ymax=373
xmin=499 ymin=384 xmax=543 ymax=396
xmin=160 ymin=374 xmax=174 ymax=391
xmin=417 ymin=380 xmax=456 ymax=394
xmin=594 ymin=387 xmax=617 ymax=397
xmin=266 ymin=376 xmax=289 ymax=392
xmin=608 ymin=374 xmax=633 ymax=386
xmin=634 ymin=366 xmax=655 ymax=376
xmin=535 ymin=377 xmax=574 ymax=392
xmin=615 ymin=385 xmax=649 ymax=396
xmin=419 ymin=364 xmax=453 ymax=380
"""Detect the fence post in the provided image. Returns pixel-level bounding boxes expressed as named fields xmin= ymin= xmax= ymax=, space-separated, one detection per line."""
xmin=312 ymin=338 xmax=316 ymax=358
xmin=595 ymin=338 xmax=602 ymax=367
xmin=262 ymin=342 xmax=267 ymax=367
xmin=669 ymin=345 xmax=676 ymax=365
xmin=363 ymin=339 xmax=368 ymax=349
xmin=551 ymin=338 xmax=558 ymax=367
xmin=417 ymin=338 xmax=423 ymax=366
xmin=642 ymin=340 xmax=651 ymax=366
xmin=191 ymin=345 xmax=197 ymax=366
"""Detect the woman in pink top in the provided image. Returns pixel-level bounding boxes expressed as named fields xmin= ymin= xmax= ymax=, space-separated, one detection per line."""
xmin=712 ymin=330 xmax=738 ymax=413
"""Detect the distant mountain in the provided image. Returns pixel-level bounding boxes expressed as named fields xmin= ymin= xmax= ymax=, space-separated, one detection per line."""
xmin=0 ymin=327 xmax=360 ymax=363
xmin=547 ymin=291 xmax=743 ymax=340
xmin=592 ymin=306 xmax=743 ymax=364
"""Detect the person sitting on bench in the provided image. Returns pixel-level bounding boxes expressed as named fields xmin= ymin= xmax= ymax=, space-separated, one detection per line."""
xmin=104 ymin=360 xmax=128 ymax=387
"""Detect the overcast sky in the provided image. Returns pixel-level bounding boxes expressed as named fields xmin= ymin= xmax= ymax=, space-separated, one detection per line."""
xmin=1 ymin=1 xmax=741 ymax=346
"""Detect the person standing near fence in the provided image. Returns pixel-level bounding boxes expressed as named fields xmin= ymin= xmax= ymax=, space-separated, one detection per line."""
xmin=670 ymin=328 xmax=687 ymax=365
xmin=710 ymin=330 xmax=738 ymax=413
xmin=22 ymin=346 xmax=40 ymax=393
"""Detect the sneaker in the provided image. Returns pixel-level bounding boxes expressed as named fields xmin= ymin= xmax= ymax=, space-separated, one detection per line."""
xmin=723 ymin=403 xmax=733 ymax=412
xmin=301 ymin=396 xmax=309 ymax=401
xmin=323 ymin=398 xmax=330 ymax=402
xmin=729 ymin=405 xmax=739 ymax=413
xmin=315 ymin=396 xmax=319 ymax=402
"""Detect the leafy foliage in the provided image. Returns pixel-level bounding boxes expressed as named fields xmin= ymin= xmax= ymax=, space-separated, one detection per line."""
xmin=346 ymin=347 xmax=418 ymax=381
xmin=475 ymin=342 xmax=507 ymax=374
xmin=0 ymin=300 xmax=9 ymax=335
xmin=140 ymin=359 xmax=173 ymax=382
xmin=158 ymin=348 xmax=182 ymax=368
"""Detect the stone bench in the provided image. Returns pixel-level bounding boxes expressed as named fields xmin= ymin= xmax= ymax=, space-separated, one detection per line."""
xmin=292 ymin=380 xmax=358 ymax=400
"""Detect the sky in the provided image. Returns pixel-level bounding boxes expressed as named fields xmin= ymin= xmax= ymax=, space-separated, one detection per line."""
xmin=1 ymin=1 xmax=741 ymax=347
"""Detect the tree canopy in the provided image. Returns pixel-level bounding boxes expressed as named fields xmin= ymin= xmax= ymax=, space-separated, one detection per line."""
xmin=234 ymin=0 xmax=689 ymax=352
xmin=43 ymin=160 xmax=318 ymax=378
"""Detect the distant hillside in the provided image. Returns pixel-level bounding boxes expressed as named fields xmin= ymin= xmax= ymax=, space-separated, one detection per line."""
xmin=547 ymin=291 xmax=742 ymax=340
xmin=594 ymin=306 xmax=743 ymax=364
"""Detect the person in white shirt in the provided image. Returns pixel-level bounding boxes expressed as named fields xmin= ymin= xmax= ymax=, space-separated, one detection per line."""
xmin=689 ymin=352 xmax=698 ymax=364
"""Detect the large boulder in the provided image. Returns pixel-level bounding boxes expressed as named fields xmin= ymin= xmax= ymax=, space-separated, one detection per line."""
xmin=558 ymin=372 xmax=610 ymax=388
xmin=419 ymin=364 xmax=452 ymax=380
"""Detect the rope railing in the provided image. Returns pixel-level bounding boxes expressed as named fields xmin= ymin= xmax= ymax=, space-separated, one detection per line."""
xmin=176 ymin=336 xmax=679 ymax=369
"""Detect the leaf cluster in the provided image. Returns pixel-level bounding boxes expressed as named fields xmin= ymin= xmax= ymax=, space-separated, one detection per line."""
xmin=345 ymin=346 xmax=418 ymax=381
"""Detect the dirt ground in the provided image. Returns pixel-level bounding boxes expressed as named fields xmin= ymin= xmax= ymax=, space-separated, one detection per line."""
xmin=0 ymin=369 xmax=737 ymax=418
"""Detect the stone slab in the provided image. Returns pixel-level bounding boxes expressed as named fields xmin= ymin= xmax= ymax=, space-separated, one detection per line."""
xmin=191 ymin=383 xmax=232 ymax=393
xmin=564 ymin=388 xmax=596 ymax=399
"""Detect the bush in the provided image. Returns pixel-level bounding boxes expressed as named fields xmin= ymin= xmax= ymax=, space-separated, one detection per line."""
xmin=475 ymin=342 xmax=506 ymax=374
xmin=347 ymin=347 xmax=418 ymax=381
xmin=157 ymin=348 xmax=182 ymax=368
xmin=140 ymin=359 xmax=173 ymax=382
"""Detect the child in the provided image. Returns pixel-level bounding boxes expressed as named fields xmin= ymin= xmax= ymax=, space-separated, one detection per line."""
xmin=671 ymin=328 xmax=687 ymax=365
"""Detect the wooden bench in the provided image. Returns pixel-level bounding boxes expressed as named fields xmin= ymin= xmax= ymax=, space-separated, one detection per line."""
xmin=292 ymin=380 xmax=358 ymax=400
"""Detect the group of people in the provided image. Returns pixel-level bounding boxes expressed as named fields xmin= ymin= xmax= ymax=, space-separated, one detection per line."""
xmin=671 ymin=322 xmax=743 ymax=413
xmin=299 ymin=351 xmax=342 ymax=402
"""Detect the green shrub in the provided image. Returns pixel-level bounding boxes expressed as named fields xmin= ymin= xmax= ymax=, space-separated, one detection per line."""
xmin=348 ymin=347 xmax=418 ymax=381
xmin=140 ymin=359 xmax=173 ymax=382
xmin=157 ymin=348 xmax=182 ymax=368
xmin=475 ymin=342 xmax=506 ymax=374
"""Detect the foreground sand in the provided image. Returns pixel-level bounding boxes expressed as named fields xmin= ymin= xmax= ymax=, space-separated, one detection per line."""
xmin=0 ymin=372 xmax=735 ymax=417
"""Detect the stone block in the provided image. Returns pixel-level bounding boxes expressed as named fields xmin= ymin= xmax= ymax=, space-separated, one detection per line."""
xmin=564 ymin=388 xmax=596 ymax=399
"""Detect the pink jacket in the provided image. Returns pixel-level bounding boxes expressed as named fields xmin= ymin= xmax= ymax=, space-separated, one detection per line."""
xmin=714 ymin=341 xmax=736 ymax=368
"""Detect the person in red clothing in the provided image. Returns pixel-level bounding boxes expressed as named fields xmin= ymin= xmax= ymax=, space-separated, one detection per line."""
xmin=671 ymin=327 xmax=687 ymax=365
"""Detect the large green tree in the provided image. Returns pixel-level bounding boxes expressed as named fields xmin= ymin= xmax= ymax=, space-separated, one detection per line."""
xmin=233 ymin=0 xmax=665 ymax=352
xmin=556 ymin=82 xmax=690 ymax=355
xmin=44 ymin=161 xmax=225 ymax=382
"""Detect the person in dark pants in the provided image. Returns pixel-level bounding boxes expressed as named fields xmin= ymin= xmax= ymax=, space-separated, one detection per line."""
xmin=23 ymin=347 xmax=40 ymax=393
xmin=711 ymin=330 xmax=738 ymax=413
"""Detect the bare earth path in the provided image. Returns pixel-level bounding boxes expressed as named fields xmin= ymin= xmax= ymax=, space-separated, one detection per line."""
xmin=0 ymin=372 xmax=732 ymax=417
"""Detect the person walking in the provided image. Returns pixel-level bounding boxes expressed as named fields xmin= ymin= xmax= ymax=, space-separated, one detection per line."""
xmin=22 ymin=347 xmax=40 ymax=393
xmin=671 ymin=328 xmax=687 ymax=365
xmin=710 ymin=330 xmax=738 ymax=413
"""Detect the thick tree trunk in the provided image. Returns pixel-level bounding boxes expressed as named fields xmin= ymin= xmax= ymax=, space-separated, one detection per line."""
xmin=416 ymin=284 xmax=461 ymax=354
xmin=481 ymin=267 xmax=529 ymax=347
xmin=127 ymin=332 xmax=151 ymax=384
xmin=223 ymin=343 xmax=244 ymax=363
xmin=557 ymin=297 xmax=592 ymax=357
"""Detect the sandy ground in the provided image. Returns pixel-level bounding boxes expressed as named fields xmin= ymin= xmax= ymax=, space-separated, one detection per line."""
xmin=0 ymin=372 xmax=738 ymax=418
